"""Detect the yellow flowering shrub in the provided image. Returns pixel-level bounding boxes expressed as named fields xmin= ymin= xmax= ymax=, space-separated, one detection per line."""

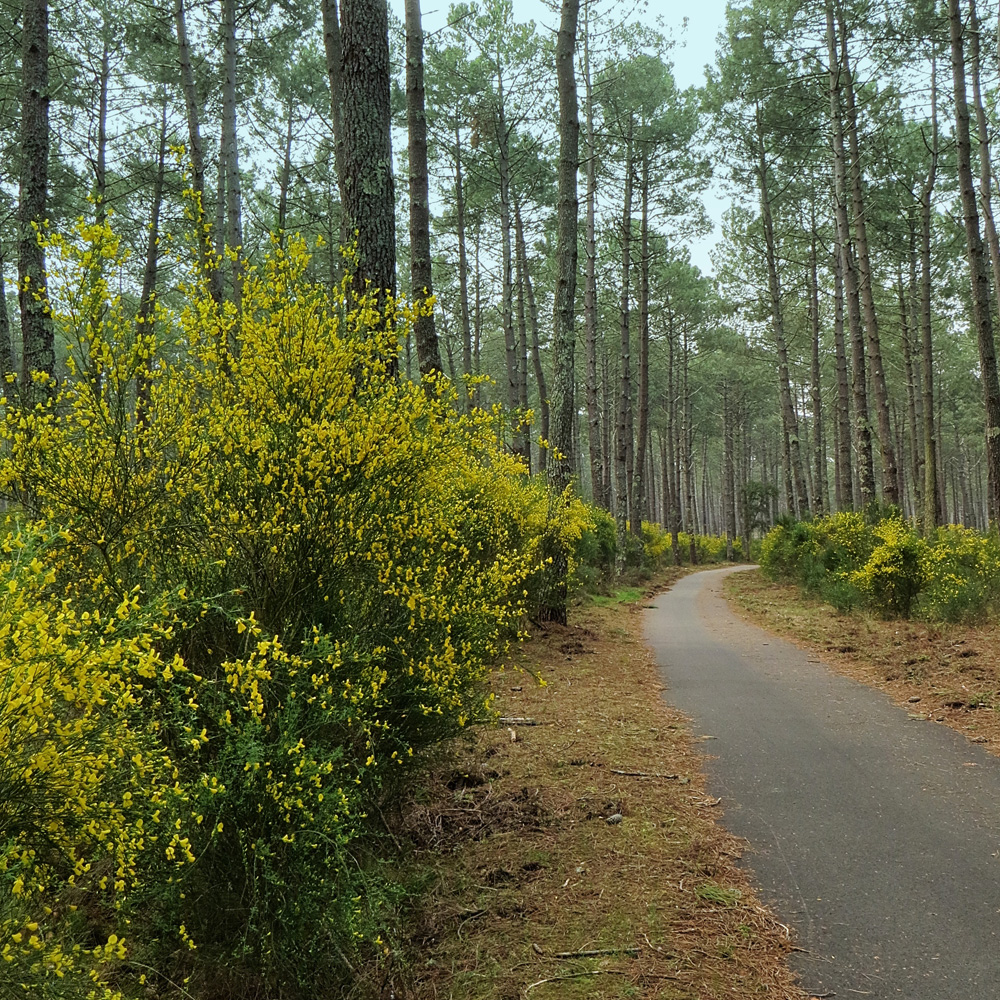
xmin=0 ymin=529 xmax=188 ymax=1000
xmin=917 ymin=525 xmax=1000 ymax=621
xmin=761 ymin=513 xmax=1000 ymax=622
xmin=0 ymin=224 xmax=587 ymax=996
xmin=849 ymin=518 xmax=927 ymax=618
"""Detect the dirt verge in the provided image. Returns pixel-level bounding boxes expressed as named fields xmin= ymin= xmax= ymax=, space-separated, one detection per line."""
xmin=386 ymin=571 xmax=807 ymax=999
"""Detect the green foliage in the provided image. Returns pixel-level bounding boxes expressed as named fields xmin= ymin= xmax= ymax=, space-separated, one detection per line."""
xmin=916 ymin=526 xmax=1000 ymax=622
xmin=760 ymin=514 xmax=1000 ymax=622
xmin=0 ymin=225 xmax=588 ymax=998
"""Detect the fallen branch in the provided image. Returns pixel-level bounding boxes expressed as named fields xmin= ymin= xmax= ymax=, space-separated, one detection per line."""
xmin=525 ymin=971 xmax=626 ymax=994
xmin=499 ymin=717 xmax=540 ymax=726
xmin=610 ymin=769 xmax=680 ymax=779
xmin=552 ymin=948 xmax=639 ymax=959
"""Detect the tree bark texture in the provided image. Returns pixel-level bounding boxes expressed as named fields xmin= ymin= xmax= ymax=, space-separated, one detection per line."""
xmin=320 ymin=0 xmax=348 ymax=241
xmin=405 ymin=0 xmax=442 ymax=377
xmin=630 ymin=145 xmax=650 ymax=537
xmin=582 ymin=6 xmax=604 ymax=507
xmin=176 ymin=0 xmax=223 ymax=302
xmin=614 ymin=123 xmax=634 ymax=571
xmin=756 ymin=106 xmax=808 ymax=516
xmin=839 ymin=19 xmax=898 ymax=505
xmin=341 ymin=0 xmax=397 ymax=312
xmin=221 ymin=0 xmax=243 ymax=315
xmin=948 ymin=0 xmax=1000 ymax=522
xmin=826 ymin=2 xmax=875 ymax=506
xmin=921 ymin=55 xmax=941 ymax=529
xmin=19 ymin=0 xmax=54 ymax=401
xmin=550 ymin=0 xmax=580 ymax=495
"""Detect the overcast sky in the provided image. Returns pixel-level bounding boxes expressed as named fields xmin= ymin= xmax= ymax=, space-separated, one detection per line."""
xmin=389 ymin=0 xmax=731 ymax=273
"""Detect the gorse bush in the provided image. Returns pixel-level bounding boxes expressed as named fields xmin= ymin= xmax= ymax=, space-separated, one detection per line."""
xmin=760 ymin=513 xmax=1000 ymax=621
xmin=0 ymin=224 xmax=590 ymax=998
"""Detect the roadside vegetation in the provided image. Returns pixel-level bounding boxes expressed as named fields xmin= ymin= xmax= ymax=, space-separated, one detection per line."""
xmin=729 ymin=513 xmax=1000 ymax=758
xmin=758 ymin=512 xmax=1000 ymax=622
xmin=0 ymin=222 xmax=771 ymax=1000
xmin=392 ymin=577 xmax=805 ymax=1000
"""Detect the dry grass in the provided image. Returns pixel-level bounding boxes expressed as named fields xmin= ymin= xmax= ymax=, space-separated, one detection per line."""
xmin=725 ymin=570 xmax=1000 ymax=752
xmin=378 ymin=571 xmax=807 ymax=1000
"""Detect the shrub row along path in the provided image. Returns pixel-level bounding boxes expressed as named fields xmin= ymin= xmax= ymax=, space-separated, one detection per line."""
xmin=644 ymin=566 xmax=1000 ymax=999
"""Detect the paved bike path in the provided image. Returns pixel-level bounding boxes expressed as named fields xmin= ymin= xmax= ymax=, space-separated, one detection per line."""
xmin=643 ymin=567 xmax=1000 ymax=999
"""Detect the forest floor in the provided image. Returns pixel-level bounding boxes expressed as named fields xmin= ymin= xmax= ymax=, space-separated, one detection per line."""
xmin=724 ymin=570 xmax=1000 ymax=754
xmin=385 ymin=568 xmax=808 ymax=1000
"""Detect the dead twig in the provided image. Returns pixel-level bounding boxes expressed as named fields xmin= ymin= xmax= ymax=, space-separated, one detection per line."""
xmin=552 ymin=947 xmax=639 ymax=959
xmin=499 ymin=717 xmax=540 ymax=726
xmin=457 ymin=908 xmax=486 ymax=940
xmin=610 ymin=768 xmax=680 ymax=779
xmin=525 ymin=971 xmax=627 ymax=994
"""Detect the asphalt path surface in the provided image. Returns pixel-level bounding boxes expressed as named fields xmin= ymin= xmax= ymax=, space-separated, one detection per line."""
xmin=643 ymin=566 xmax=1000 ymax=999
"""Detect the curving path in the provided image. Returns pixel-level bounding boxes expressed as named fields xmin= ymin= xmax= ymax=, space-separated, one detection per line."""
xmin=644 ymin=566 xmax=1000 ymax=999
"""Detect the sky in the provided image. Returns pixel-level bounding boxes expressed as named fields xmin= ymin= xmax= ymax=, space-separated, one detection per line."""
xmin=389 ymin=0 xmax=732 ymax=274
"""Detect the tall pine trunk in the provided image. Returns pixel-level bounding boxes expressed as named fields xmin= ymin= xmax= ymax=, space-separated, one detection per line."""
xmin=550 ymin=0 xmax=580 ymax=495
xmin=614 ymin=123 xmax=634 ymax=572
xmin=320 ymin=0 xmax=347 ymax=245
xmin=582 ymin=4 xmax=604 ymax=507
xmin=19 ymin=0 xmax=53 ymax=401
xmin=221 ymin=0 xmax=243 ymax=315
xmin=341 ymin=0 xmax=397 ymax=315
xmin=809 ymin=221 xmax=828 ymax=513
xmin=405 ymin=0 xmax=441 ymax=376
xmin=176 ymin=0 xmax=223 ymax=303
xmin=137 ymin=105 xmax=168 ymax=424
xmin=827 ymin=2 xmax=875 ymax=506
xmin=453 ymin=125 xmax=473 ymax=402
xmin=756 ymin=105 xmax=808 ymax=515
xmin=630 ymin=146 xmax=651 ymax=537
xmin=948 ymin=0 xmax=1000 ymax=522
xmin=840 ymin=18 xmax=898 ymax=504
xmin=832 ymin=247 xmax=853 ymax=509
xmin=921 ymin=56 xmax=941 ymax=529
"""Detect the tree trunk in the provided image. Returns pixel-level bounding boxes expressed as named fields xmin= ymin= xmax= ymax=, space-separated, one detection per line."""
xmin=550 ymin=0 xmax=580 ymax=496
xmin=341 ymin=0 xmax=397 ymax=314
xmin=614 ymin=122 xmax=634 ymax=572
xmin=630 ymin=145 xmax=650 ymax=537
xmin=756 ymin=105 xmax=808 ymax=515
xmin=723 ymin=384 xmax=736 ymax=561
xmin=921 ymin=52 xmax=941 ymax=530
xmin=832 ymin=247 xmax=853 ymax=509
xmin=827 ymin=2 xmax=875 ymax=506
xmin=221 ymin=0 xmax=243 ymax=317
xmin=19 ymin=0 xmax=53 ymax=401
xmin=405 ymin=0 xmax=441 ymax=377
xmin=277 ymin=93 xmax=294 ymax=246
xmin=969 ymin=0 xmax=1000 ymax=310
xmin=809 ymin=220 xmax=828 ymax=514
xmin=0 ymin=254 xmax=14 ymax=377
xmin=320 ymin=0 xmax=348 ymax=242
xmin=683 ymin=327 xmax=697 ymax=562
xmin=513 ymin=194 xmax=532 ymax=474
xmin=948 ymin=0 xmax=1000 ymax=523
xmin=899 ymin=257 xmax=923 ymax=518
xmin=137 ymin=105 xmax=168 ymax=423
xmin=176 ymin=0 xmax=223 ymax=303
xmin=494 ymin=76 xmax=522 ymax=455
xmin=453 ymin=124 xmax=473 ymax=403
xmin=582 ymin=3 xmax=604 ymax=507
xmin=839 ymin=17 xmax=898 ymax=505
xmin=515 ymin=201 xmax=548 ymax=466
